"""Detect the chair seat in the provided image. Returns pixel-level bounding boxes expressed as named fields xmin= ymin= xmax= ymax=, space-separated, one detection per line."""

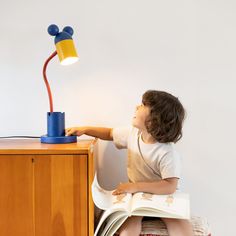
xmin=115 ymin=216 xmax=211 ymax=236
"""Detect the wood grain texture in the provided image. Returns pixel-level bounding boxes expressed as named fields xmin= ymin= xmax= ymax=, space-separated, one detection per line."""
xmin=0 ymin=139 xmax=95 ymax=155
xmin=73 ymin=154 xmax=88 ymax=236
xmin=0 ymin=139 xmax=97 ymax=236
xmin=34 ymin=155 xmax=51 ymax=236
xmin=0 ymin=155 xmax=34 ymax=236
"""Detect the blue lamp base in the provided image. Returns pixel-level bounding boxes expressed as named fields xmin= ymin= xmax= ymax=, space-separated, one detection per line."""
xmin=41 ymin=112 xmax=77 ymax=144
xmin=41 ymin=135 xmax=77 ymax=144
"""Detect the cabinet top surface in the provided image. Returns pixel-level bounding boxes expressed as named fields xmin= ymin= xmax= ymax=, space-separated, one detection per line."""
xmin=0 ymin=138 xmax=97 ymax=155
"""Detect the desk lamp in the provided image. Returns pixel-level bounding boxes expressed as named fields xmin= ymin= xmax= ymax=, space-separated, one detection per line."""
xmin=40 ymin=24 xmax=78 ymax=144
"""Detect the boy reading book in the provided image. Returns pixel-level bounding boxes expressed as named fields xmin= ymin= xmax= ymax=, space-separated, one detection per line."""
xmin=66 ymin=90 xmax=193 ymax=236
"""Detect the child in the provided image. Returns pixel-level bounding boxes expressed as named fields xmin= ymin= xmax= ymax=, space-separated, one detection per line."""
xmin=66 ymin=90 xmax=193 ymax=236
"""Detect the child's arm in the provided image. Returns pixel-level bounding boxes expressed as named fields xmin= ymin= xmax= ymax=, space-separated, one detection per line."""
xmin=112 ymin=178 xmax=178 ymax=195
xmin=66 ymin=126 xmax=113 ymax=141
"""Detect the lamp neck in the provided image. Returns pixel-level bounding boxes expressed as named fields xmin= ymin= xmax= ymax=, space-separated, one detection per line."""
xmin=43 ymin=51 xmax=57 ymax=113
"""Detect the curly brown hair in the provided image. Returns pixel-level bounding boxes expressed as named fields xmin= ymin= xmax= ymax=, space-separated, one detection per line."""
xmin=142 ymin=90 xmax=186 ymax=143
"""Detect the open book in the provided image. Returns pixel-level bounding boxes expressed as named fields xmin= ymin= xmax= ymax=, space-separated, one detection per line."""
xmin=92 ymin=174 xmax=190 ymax=236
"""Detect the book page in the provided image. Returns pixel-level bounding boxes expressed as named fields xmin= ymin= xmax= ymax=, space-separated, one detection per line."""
xmin=99 ymin=212 xmax=128 ymax=236
xmin=131 ymin=192 xmax=190 ymax=219
xmin=92 ymin=173 xmax=132 ymax=211
xmin=94 ymin=209 xmax=127 ymax=236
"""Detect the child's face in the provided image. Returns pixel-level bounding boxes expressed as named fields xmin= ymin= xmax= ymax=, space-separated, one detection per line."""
xmin=132 ymin=104 xmax=150 ymax=131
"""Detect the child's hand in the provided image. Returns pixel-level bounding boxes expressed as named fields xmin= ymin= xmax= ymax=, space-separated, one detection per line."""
xmin=65 ymin=127 xmax=86 ymax=136
xmin=112 ymin=182 xmax=138 ymax=195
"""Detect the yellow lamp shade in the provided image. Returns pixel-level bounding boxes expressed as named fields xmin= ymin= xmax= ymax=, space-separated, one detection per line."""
xmin=55 ymin=39 xmax=79 ymax=65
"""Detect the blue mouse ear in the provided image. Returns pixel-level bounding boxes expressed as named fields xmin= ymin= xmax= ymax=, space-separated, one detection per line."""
xmin=48 ymin=24 xmax=59 ymax=36
xmin=63 ymin=26 xmax=74 ymax=36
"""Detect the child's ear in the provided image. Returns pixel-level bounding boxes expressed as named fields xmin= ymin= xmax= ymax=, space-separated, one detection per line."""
xmin=63 ymin=26 xmax=74 ymax=36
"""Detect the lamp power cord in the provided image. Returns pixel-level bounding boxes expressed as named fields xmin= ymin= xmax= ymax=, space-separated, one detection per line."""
xmin=0 ymin=136 xmax=40 ymax=139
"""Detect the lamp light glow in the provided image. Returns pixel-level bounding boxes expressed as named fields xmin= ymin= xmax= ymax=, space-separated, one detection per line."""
xmin=41 ymin=24 xmax=78 ymax=144
xmin=60 ymin=57 xmax=79 ymax=66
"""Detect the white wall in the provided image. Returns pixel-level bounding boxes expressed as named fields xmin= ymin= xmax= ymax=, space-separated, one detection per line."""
xmin=1 ymin=1 xmax=235 ymax=235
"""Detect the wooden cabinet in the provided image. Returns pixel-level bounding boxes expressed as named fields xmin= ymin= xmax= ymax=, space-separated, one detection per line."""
xmin=0 ymin=139 xmax=97 ymax=236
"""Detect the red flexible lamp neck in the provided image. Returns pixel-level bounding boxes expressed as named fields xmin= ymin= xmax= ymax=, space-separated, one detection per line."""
xmin=43 ymin=51 xmax=57 ymax=113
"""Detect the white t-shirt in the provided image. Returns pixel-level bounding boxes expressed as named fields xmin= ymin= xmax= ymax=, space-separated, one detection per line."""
xmin=113 ymin=126 xmax=181 ymax=184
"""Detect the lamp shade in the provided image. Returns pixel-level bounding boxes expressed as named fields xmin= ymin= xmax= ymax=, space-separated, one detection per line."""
xmin=48 ymin=24 xmax=79 ymax=65
xmin=56 ymin=39 xmax=78 ymax=65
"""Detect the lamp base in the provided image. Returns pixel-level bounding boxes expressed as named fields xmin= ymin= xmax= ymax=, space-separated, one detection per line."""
xmin=41 ymin=135 xmax=77 ymax=144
